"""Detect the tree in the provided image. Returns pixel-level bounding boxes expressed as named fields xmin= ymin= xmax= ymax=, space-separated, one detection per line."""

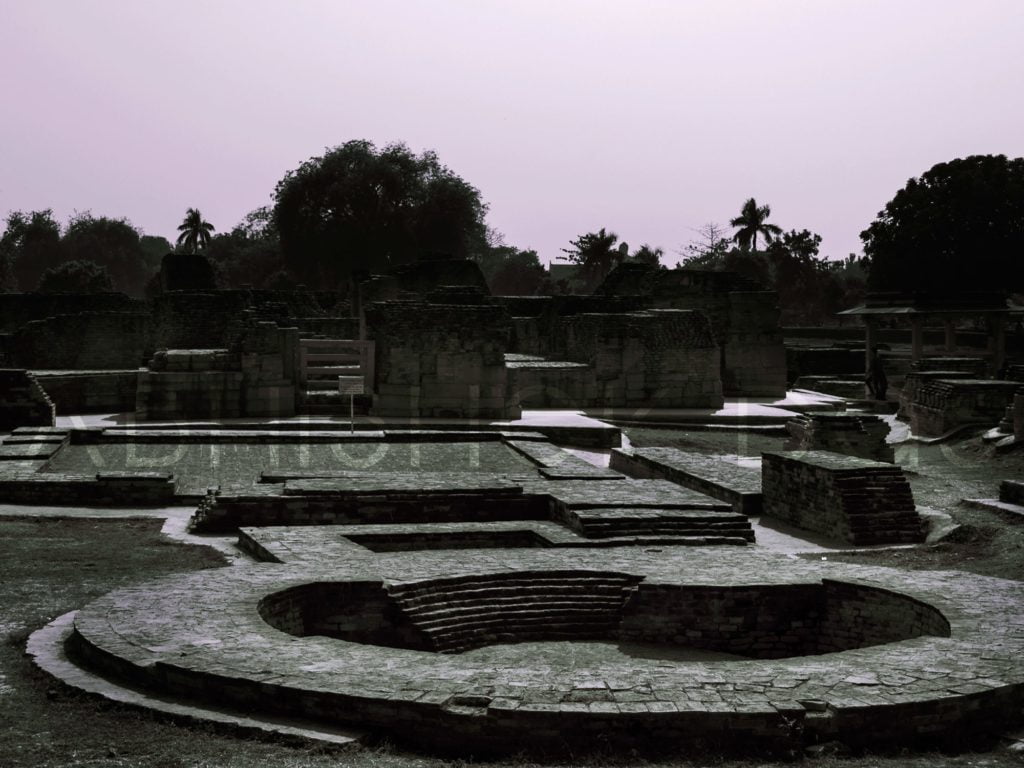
xmin=175 ymin=208 xmax=215 ymax=254
xmin=861 ymin=154 xmax=1024 ymax=295
xmin=559 ymin=228 xmax=626 ymax=292
xmin=0 ymin=209 xmax=62 ymax=291
xmin=272 ymin=140 xmax=488 ymax=287
xmin=486 ymin=247 xmax=545 ymax=295
xmin=37 ymin=260 xmax=114 ymax=293
xmin=729 ymin=198 xmax=782 ymax=252
xmin=205 ymin=206 xmax=285 ymax=287
xmin=61 ymin=212 xmax=148 ymax=295
xmin=678 ymin=222 xmax=731 ymax=269
xmin=630 ymin=244 xmax=664 ymax=267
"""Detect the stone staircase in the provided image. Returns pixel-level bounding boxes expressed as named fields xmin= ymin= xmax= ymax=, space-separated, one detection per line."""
xmin=566 ymin=507 xmax=755 ymax=543
xmin=297 ymin=338 xmax=373 ymax=415
xmin=386 ymin=570 xmax=643 ymax=653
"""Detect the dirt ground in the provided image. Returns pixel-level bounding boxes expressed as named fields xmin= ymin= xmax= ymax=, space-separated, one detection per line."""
xmin=2 ymin=429 xmax=1024 ymax=766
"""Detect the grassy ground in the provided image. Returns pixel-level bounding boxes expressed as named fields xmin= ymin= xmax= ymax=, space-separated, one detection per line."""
xmin=4 ymin=429 xmax=1024 ymax=766
xmin=42 ymin=442 xmax=537 ymax=495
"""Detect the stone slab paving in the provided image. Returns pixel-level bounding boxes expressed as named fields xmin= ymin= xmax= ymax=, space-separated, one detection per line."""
xmin=70 ymin=542 xmax=1024 ymax=755
xmin=610 ymin=447 xmax=763 ymax=515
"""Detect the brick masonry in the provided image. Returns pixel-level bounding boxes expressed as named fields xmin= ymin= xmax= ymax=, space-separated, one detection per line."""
xmin=784 ymin=413 xmax=893 ymax=463
xmin=762 ymin=450 xmax=924 ymax=545
xmin=0 ymin=368 xmax=55 ymax=430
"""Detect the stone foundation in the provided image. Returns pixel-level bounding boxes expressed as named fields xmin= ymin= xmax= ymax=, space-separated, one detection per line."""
xmin=906 ymin=379 xmax=1020 ymax=436
xmin=0 ymin=369 xmax=55 ymax=430
xmin=784 ymin=413 xmax=893 ymax=462
xmin=762 ymin=450 xmax=923 ymax=545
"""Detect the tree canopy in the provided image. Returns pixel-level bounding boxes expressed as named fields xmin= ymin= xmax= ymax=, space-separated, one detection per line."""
xmin=61 ymin=212 xmax=148 ymax=295
xmin=861 ymin=154 xmax=1024 ymax=296
xmin=37 ymin=260 xmax=114 ymax=294
xmin=175 ymin=208 xmax=215 ymax=254
xmin=559 ymin=228 xmax=628 ymax=292
xmin=204 ymin=206 xmax=285 ymax=288
xmin=730 ymin=198 xmax=782 ymax=251
xmin=272 ymin=140 xmax=488 ymax=287
xmin=0 ymin=209 xmax=62 ymax=291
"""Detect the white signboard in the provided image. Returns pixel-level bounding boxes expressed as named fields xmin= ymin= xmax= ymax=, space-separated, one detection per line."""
xmin=338 ymin=376 xmax=365 ymax=396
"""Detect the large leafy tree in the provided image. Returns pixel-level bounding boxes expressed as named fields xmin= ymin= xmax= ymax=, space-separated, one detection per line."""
xmin=730 ymin=198 xmax=782 ymax=252
xmin=861 ymin=154 xmax=1024 ymax=296
xmin=175 ymin=208 xmax=215 ymax=254
xmin=559 ymin=228 xmax=627 ymax=292
xmin=0 ymin=209 xmax=62 ymax=291
xmin=37 ymin=260 xmax=115 ymax=293
xmin=273 ymin=140 xmax=488 ymax=287
xmin=61 ymin=212 xmax=148 ymax=296
xmin=485 ymin=246 xmax=546 ymax=295
xmin=205 ymin=207 xmax=285 ymax=288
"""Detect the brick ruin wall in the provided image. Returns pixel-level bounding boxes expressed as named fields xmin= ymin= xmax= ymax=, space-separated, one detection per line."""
xmin=0 ymin=369 xmax=55 ymax=430
xmin=906 ymin=379 xmax=1021 ymax=437
xmin=0 ymin=292 xmax=144 ymax=333
xmin=785 ymin=413 xmax=894 ymax=462
xmin=5 ymin=312 xmax=151 ymax=370
xmin=762 ymin=450 xmax=923 ymax=545
xmin=366 ymin=300 xmax=520 ymax=419
xmin=559 ymin=309 xmax=723 ymax=409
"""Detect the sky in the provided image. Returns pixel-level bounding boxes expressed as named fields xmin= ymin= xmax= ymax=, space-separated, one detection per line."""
xmin=2 ymin=0 xmax=1022 ymax=264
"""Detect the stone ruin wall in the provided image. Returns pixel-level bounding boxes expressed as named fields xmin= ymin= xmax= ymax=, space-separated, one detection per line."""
xmin=0 ymin=292 xmax=144 ymax=333
xmin=4 ymin=312 xmax=151 ymax=370
xmin=366 ymin=299 xmax=519 ymax=419
xmin=762 ymin=450 xmax=923 ymax=545
xmin=906 ymin=379 xmax=1021 ymax=436
xmin=0 ymin=369 xmax=55 ymax=430
xmin=559 ymin=309 xmax=723 ymax=409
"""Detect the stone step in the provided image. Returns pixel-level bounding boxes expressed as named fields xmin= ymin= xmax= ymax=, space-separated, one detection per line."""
xmin=404 ymin=596 xmax=628 ymax=622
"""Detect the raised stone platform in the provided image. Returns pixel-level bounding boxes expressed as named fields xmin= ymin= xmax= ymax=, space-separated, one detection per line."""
xmin=784 ymin=412 xmax=893 ymax=463
xmin=66 ymin=543 xmax=1024 ymax=756
xmin=609 ymin=447 xmax=762 ymax=515
xmin=762 ymin=451 xmax=924 ymax=545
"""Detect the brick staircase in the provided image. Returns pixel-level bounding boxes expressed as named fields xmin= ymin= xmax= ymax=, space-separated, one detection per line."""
xmin=386 ymin=570 xmax=643 ymax=653
xmin=566 ymin=507 xmax=754 ymax=543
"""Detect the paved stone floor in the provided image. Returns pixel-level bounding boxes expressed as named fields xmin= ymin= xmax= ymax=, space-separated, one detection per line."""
xmin=70 ymin=537 xmax=1024 ymax=755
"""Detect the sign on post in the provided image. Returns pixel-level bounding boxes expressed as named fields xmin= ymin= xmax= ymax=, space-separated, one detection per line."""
xmin=338 ymin=376 xmax=364 ymax=433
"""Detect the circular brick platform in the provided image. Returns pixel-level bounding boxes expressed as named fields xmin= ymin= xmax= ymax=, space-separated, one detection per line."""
xmin=70 ymin=547 xmax=1024 ymax=756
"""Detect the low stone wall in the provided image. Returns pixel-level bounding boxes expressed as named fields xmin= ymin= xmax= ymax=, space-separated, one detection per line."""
xmin=505 ymin=359 xmax=595 ymax=408
xmin=136 ymin=350 xmax=243 ymax=420
xmin=9 ymin=312 xmax=151 ymax=370
xmin=899 ymin=371 xmax=975 ymax=417
xmin=0 ymin=292 xmax=143 ymax=333
xmin=0 ymin=369 xmax=55 ymax=431
xmin=1002 ymin=480 xmax=1024 ymax=506
xmin=906 ymin=379 xmax=1020 ymax=436
xmin=784 ymin=413 xmax=893 ymax=462
xmin=609 ymin=447 xmax=762 ymax=515
xmin=0 ymin=471 xmax=175 ymax=505
xmin=34 ymin=371 xmax=139 ymax=414
xmin=762 ymin=450 xmax=923 ymax=545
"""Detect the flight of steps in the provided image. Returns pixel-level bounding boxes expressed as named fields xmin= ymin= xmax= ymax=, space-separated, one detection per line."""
xmin=567 ymin=507 xmax=755 ymax=544
xmin=298 ymin=338 xmax=371 ymax=415
xmin=386 ymin=571 xmax=643 ymax=653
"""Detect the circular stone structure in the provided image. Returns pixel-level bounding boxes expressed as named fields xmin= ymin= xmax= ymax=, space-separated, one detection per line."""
xmin=69 ymin=545 xmax=1024 ymax=756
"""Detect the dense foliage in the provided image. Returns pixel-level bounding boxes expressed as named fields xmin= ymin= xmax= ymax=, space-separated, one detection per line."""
xmin=273 ymin=140 xmax=488 ymax=288
xmin=861 ymin=154 xmax=1024 ymax=296
xmin=36 ymin=259 xmax=115 ymax=293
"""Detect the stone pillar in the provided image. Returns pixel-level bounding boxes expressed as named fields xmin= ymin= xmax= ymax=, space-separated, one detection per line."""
xmin=910 ymin=317 xmax=924 ymax=362
xmin=944 ymin=319 xmax=956 ymax=353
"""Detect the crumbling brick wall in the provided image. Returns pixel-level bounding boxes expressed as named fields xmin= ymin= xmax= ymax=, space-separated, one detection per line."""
xmin=560 ymin=309 xmax=723 ymax=408
xmin=9 ymin=312 xmax=151 ymax=369
xmin=0 ymin=368 xmax=55 ymax=429
xmin=366 ymin=299 xmax=519 ymax=419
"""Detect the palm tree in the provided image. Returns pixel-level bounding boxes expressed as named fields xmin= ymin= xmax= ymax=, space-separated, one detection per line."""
xmin=729 ymin=198 xmax=782 ymax=252
xmin=175 ymin=208 xmax=215 ymax=253
xmin=560 ymin=228 xmax=625 ymax=291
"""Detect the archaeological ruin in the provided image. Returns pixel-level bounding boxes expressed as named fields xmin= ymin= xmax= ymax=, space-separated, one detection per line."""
xmin=3 ymin=255 xmax=1024 ymax=759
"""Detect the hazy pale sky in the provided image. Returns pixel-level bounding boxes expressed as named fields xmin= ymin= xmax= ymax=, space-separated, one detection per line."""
xmin=2 ymin=1 xmax=1022 ymax=263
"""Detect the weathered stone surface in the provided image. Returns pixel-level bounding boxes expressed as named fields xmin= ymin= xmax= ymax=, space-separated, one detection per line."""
xmin=69 ymin=544 xmax=1024 ymax=755
xmin=762 ymin=451 xmax=924 ymax=545
xmin=610 ymin=447 xmax=762 ymax=514
xmin=0 ymin=368 xmax=55 ymax=430
xmin=906 ymin=379 xmax=1019 ymax=436
xmin=784 ymin=413 xmax=893 ymax=463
